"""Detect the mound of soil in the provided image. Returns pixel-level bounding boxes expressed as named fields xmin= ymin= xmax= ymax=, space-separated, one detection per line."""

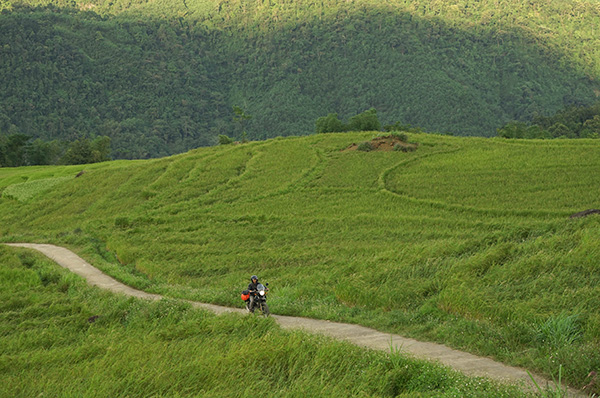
xmin=342 ymin=135 xmax=418 ymax=152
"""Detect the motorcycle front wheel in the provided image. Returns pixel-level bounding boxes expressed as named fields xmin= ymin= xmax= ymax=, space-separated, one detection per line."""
xmin=260 ymin=302 xmax=270 ymax=317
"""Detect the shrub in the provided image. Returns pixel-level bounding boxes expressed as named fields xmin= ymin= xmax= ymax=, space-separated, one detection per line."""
xmin=391 ymin=132 xmax=408 ymax=142
xmin=384 ymin=122 xmax=426 ymax=134
xmin=393 ymin=143 xmax=416 ymax=152
xmin=218 ymin=135 xmax=234 ymax=145
xmin=384 ymin=122 xmax=412 ymax=132
xmin=357 ymin=141 xmax=374 ymax=152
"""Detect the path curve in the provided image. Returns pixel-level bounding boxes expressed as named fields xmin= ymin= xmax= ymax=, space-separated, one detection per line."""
xmin=5 ymin=243 xmax=586 ymax=397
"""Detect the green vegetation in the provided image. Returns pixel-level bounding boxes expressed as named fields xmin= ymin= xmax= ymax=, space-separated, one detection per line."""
xmin=218 ymin=134 xmax=234 ymax=145
xmin=0 ymin=133 xmax=112 ymax=166
xmin=2 ymin=0 xmax=600 ymax=158
xmin=316 ymin=108 xmax=381 ymax=134
xmin=1 ymin=132 xmax=599 ymax=394
xmin=498 ymin=102 xmax=600 ymax=139
xmin=2 ymin=176 xmax=72 ymax=202
xmin=357 ymin=141 xmax=374 ymax=152
xmin=1 ymin=245 xmax=532 ymax=397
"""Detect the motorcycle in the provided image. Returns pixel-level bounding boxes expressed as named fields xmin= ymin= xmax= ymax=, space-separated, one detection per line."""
xmin=245 ymin=283 xmax=270 ymax=316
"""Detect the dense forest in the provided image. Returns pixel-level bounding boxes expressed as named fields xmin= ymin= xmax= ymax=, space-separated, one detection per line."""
xmin=1 ymin=0 xmax=600 ymax=159
xmin=0 ymin=133 xmax=111 ymax=166
xmin=497 ymin=101 xmax=600 ymax=139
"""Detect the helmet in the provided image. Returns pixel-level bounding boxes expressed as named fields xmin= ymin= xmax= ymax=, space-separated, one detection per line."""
xmin=251 ymin=275 xmax=258 ymax=281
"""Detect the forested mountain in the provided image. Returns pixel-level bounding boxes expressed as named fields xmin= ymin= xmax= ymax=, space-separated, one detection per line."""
xmin=1 ymin=0 xmax=600 ymax=158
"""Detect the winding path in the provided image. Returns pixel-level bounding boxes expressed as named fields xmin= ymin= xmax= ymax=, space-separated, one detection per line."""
xmin=5 ymin=243 xmax=586 ymax=397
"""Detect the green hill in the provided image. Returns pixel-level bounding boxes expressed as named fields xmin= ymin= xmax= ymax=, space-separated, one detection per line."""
xmin=1 ymin=0 xmax=600 ymax=158
xmin=1 ymin=132 xmax=599 ymax=393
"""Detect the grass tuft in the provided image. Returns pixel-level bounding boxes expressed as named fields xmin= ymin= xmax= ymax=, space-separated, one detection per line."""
xmin=535 ymin=313 xmax=582 ymax=349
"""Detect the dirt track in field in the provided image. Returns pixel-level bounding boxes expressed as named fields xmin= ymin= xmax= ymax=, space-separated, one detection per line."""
xmin=5 ymin=243 xmax=587 ymax=397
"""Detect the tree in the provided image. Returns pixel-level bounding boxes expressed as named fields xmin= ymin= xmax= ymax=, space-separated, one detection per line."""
xmin=315 ymin=113 xmax=347 ymax=134
xmin=0 ymin=133 xmax=30 ymax=167
xmin=548 ymin=123 xmax=574 ymax=138
xmin=61 ymin=136 xmax=110 ymax=165
xmin=348 ymin=108 xmax=381 ymax=132
xmin=581 ymin=115 xmax=600 ymax=138
xmin=61 ymin=139 xmax=93 ymax=165
xmin=0 ymin=136 xmax=6 ymax=166
xmin=0 ymin=0 xmax=12 ymax=12
xmin=497 ymin=121 xmax=528 ymax=138
xmin=91 ymin=136 xmax=111 ymax=163
xmin=28 ymin=139 xmax=63 ymax=165
xmin=232 ymin=106 xmax=252 ymax=142
xmin=524 ymin=125 xmax=548 ymax=139
xmin=316 ymin=109 xmax=383 ymax=133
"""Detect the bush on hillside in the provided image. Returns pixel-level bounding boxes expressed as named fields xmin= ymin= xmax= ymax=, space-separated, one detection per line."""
xmin=384 ymin=122 xmax=427 ymax=134
xmin=391 ymin=132 xmax=408 ymax=142
xmin=394 ymin=143 xmax=416 ymax=152
xmin=357 ymin=141 xmax=374 ymax=152
xmin=218 ymin=135 xmax=234 ymax=145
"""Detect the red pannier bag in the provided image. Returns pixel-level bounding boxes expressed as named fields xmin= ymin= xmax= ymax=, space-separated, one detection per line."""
xmin=241 ymin=290 xmax=250 ymax=301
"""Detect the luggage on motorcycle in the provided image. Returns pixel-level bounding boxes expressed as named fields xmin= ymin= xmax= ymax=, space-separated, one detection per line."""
xmin=241 ymin=290 xmax=250 ymax=301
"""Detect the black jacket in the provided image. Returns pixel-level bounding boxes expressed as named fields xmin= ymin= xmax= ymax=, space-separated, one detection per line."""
xmin=248 ymin=281 xmax=259 ymax=292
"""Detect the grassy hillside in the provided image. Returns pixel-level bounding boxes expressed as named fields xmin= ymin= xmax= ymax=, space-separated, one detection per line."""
xmin=1 ymin=132 xmax=600 ymax=393
xmin=1 ymin=0 xmax=600 ymax=158
xmin=2 ymin=247 xmax=534 ymax=397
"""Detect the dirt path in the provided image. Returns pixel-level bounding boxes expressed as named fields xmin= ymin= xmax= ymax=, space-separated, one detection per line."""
xmin=5 ymin=243 xmax=586 ymax=397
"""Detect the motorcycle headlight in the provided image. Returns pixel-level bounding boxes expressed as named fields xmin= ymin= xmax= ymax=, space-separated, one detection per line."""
xmin=259 ymin=291 xmax=265 ymax=296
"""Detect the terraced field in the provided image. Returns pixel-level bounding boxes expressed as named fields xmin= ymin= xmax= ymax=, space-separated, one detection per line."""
xmin=2 ymin=132 xmax=599 ymax=394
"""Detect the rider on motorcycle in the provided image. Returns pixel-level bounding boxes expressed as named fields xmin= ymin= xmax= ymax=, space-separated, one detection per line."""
xmin=247 ymin=275 xmax=266 ymax=313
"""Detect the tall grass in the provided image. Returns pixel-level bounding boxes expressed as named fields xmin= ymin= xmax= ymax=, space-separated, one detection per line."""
xmin=2 ymin=176 xmax=72 ymax=202
xmin=1 ymin=133 xmax=599 ymax=393
xmin=0 ymin=247 xmax=531 ymax=397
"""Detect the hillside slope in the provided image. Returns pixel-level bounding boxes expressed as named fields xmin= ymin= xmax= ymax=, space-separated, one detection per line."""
xmin=8 ymin=242 xmax=584 ymax=396
xmin=1 ymin=132 xmax=599 ymax=392
xmin=0 ymin=245 xmax=536 ymax=397
xmin=1 ymin=0 xmax=599 ymax=158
